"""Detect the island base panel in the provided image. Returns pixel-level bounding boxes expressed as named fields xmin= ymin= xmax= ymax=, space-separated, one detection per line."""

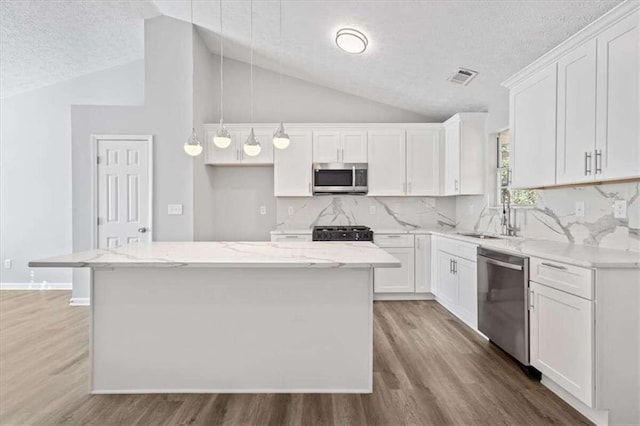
xmin=90 ymin=267 xmax=373 ymax=393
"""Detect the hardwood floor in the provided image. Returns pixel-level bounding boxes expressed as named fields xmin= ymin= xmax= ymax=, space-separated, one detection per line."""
xmin=0 ymin=291 xmax=590 ymax=425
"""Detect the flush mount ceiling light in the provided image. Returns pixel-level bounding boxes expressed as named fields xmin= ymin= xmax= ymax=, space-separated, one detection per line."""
xmin=335 ymin=28 xmax=368 ymax=54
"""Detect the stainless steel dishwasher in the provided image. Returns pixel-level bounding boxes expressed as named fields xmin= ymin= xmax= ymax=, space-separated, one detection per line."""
xmin=477 ymin=247 xmax=531 ymax=367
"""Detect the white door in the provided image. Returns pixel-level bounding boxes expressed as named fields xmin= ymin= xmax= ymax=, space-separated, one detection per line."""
xmin=341 ymin=130 xmax=368 ymax=163
xmin=240 ymin=128 xmax=274 ymax=165
xmin=407 ymin=129 xmax=441 ymax=196
xmin=456 ymin=257 xmax=478 ymax=329
xmin=374 ymin=247 xmax=415 ymax=293
xmin=96 ymin=137 xmax=152 ymax=248
xmin=436 ymin=250 xmax=458 ymax=309
xmin=443 ymin=123 xmax=461 ymax=195
xmin=596 ymin=11 xmax=640 ymax=180
xmin=414 ymin=235 xmax=431 ymax=293
xmin=556 ymin=39 xmax=597 ymax=184
xmin=274 ymin=130 xmax=313 ymax=197
xmin=367 ymin=129 xmax=406 ymax=196
xmin=510 ymin=63 xmax=558 ymax=188
xmin=312 ymin=130 xmax=340 ymax=163
xmin=529 ymin=282 xmax=594 ymax=407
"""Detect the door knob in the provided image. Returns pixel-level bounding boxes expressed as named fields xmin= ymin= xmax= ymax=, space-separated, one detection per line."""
xmin=138 ymin=227 xmax=147 ymax=233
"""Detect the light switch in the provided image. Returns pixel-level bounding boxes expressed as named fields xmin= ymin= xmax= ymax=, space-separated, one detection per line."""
xmin=369 ymin=205 xmax=377 ymax=215
xmin=613 ymin=200 xmax=627 ymax=219
xmin=260 ymin=206 xmax=267 ymax=215
xmin=288 ymin=206 xmax=295 ymax=216
xmin=4 ymin=259 xmax=11 ymax=269
xmin=167 ymin=204 xmax=183 ymax=215
xmin=575 ymin=201 xmax=585 ymax=218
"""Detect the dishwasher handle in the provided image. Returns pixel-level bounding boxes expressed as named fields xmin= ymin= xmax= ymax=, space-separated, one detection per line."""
xmin=477 ymin=254 xmax=524 ymax=271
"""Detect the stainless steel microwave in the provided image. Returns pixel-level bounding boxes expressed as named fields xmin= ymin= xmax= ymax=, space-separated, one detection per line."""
xmin=312 ymin=163 xmax=368 ymax=195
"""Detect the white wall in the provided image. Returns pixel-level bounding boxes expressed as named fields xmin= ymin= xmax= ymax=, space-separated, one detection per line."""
xmin=70 ymin=16 xmax=194 ymax=301
xmin=192 ymin=31 xmax=433 ymax=241
xmin=0 ymin=60 xmax=144 ymax=286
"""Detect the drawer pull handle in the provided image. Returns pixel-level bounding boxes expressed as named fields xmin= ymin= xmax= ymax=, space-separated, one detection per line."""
xmin=541 ymin=262 xmax=567 ymax=270
xmin=386 ymin=235 xmax=402 ymax=238
xmin=285 ymin=235 xmax=300 ymax=239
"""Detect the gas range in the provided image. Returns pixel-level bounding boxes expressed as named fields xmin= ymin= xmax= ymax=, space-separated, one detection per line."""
xmin=312 ymin=226 xmax=374 ymax=242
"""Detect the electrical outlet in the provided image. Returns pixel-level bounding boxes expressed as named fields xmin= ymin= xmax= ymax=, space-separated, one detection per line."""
xmin=613 ymin=200 xmax=627 ymax=219
xmin=575 ymin=201 xmax=585 ymax=218
xmin=288 ymin=206 xmax=295 ymax=216
xmin=4 ymin=259 xmax=11 ymax=269
xmin=369 ymin=205 xmax=377 ymax=215
xmin=260 ymin=206 xmax=267 ymax=215
xmin=167 ymin=204 xmax=183 ymax=215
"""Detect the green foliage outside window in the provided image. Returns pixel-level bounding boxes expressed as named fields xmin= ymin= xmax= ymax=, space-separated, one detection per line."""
xmin=497 ymin=132 xmax=537 ymax=206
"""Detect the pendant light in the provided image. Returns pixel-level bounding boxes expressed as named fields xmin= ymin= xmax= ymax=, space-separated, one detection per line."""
xmin=213 ymin=0 xmax=232 ymax=149
xmin=184 ymin=0 xmax=203 ymax=157
xmin=243 ymin=0 xmax=261 ymax=157
xmin=272 ymin=0 xmax=289 ymax=150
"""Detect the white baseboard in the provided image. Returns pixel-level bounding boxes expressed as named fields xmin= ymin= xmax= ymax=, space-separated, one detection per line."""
xmin=0 ymin=282 xmax=72 ymax=290
xmin=541 ymin=376 xmax=608 ymax=426
xmin=69 ymin=297 xmax=90 ymax=306
xmin=374 ymin=293 xmax=435 ymax=301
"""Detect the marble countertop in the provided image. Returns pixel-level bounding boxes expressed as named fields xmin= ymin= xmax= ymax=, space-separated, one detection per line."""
xmin=29 ymin=241 xmax=401 ymax=269
xmin=271 ymin=228 xmax=640 ymax=269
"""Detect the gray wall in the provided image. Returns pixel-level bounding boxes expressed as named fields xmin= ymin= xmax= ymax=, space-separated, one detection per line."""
xmin=70 ymin=16 xmax=194 ymax=300
xmin=0 ymin=60 xmax=144 ymax=285
xmin=192 ymin=32 xmax=432 ymax=241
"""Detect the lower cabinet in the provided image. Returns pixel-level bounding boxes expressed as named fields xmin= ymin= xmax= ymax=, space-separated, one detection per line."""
xmin=270 ymin=234 xmax=312 ymax=242
xmin=414 ymin=235 xmax=431 ymax=293
xmin=374 ymin=247 xmax=415 ymax=293
xmin=432 ymin=236 xmax=478 ymax=329
xmin=529 ymin=281 xmax=594 ymax=407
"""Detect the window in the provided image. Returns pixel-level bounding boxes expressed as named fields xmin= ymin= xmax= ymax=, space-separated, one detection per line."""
xmin=496 ymin=130 xmax=537 ymax=206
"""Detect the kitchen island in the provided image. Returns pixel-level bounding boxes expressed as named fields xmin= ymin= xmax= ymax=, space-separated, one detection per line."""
xmin=30 ymin=242 xmax=400 ymax=394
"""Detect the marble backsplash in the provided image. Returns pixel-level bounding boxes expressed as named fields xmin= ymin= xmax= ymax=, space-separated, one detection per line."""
xmin=276 ymin=196 xmax=457 ymax=231
xmin=456 ymin=181 xmax=640 ymax=252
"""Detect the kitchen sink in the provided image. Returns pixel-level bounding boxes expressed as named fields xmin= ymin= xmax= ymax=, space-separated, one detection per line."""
xmin=457 ymin=232 xmax=503 ymax=240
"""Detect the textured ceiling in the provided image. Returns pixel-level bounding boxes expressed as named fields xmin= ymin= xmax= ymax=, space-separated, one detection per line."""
xmin=157 ymin=0 xmax=623 ymax=120
xmin=0 ymin=0 xmax=624 ymax=117
xmin=0 ymin=0 xmax=159 ymax=98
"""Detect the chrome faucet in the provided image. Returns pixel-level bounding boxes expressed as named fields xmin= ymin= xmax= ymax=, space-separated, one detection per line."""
xmin=501 ymin=190 xmax=518 ymax=237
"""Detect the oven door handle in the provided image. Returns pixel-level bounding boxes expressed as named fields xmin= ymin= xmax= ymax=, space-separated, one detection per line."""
xmin=352 ymin=166 xmax=356 ymax=191
xmin=477 ymin=255 xmax=523 ymax=271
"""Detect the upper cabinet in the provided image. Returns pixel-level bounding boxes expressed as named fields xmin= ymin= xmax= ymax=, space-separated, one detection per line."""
xmin=368 ymin=128 xmax=406 ymax=196
xmin=407 ymin=129 xmax=441 ymax=196
xmin=442 ymin=113 xmax=487 ymax=195
xmin=274 ymin=130 xmax=313 ymax=197
xmin=204 ymin=125 xmax=274 ymax=166
xmin=504 ymin=4 xmax=640 ymax=188
xmin=312 ymin=129 xmax=367 ymax=163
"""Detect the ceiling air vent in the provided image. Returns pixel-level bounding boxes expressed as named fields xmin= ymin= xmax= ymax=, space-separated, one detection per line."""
xmin=449 ymin=68 xmax=478 ymax=86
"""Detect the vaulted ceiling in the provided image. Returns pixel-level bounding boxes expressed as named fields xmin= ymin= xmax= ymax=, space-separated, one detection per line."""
xmin=1 ymin=0 xmax=623 ymax=119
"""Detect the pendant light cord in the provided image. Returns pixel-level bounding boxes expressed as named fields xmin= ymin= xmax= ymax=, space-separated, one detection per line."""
xmin=279 ymin=0 xmax=283 ymax=120
xmin=250 ymin=0 xmax=254 ymax=126
xmin=191 ymin=0 xmax=195 ymax=133
xmin=219 ymin=0 xmax=224 ymax=121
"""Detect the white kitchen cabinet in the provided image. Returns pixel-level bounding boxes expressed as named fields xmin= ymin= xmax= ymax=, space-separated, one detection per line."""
xmin=406 ymin=129 xmax=441 ymax=196
xmin=435 ymin=250 xmax=457 ymax=307
xmin=204 ymin=126 xmax=274 ymax=165
xmin=556 ymin=40 xmax=598 ymax=185
xmin=414 ymin=235 xmax=431 ymax=293
xmin=367 ymin=129 xmax=406 ymax=196
xmin=442 ymin=113 xmax=486 ymax=195
xmin=270 ymin=233 xmax=312 ymax=242
xmin=595 ymin=11 xmax=640 ymax=181
xmin=374 ymin=247 xmax=415 ymax=293
xmin=529 ymin=281 xmax=594 ymax=407
xmin=456 ymin=257 xmax=477 ymax=329
xmin=509 ymin=64 xmax=558 ymax=188
xmin=274 ymin=130 xmax=313 ymax=197
xmin=312 ymin=129 xmax=367 ymax=163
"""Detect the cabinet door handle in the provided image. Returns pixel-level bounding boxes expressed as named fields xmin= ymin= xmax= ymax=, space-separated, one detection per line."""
xmin=529 ymin=289 xmax=534 ymax=310
xmin=584 ymin=152 xmax=592 ymax=176
xmin=449 ymin=259 xmax=453 ymax=274
xmin=541 ymin=262 xmax=567 ymax=270
xmin=453 ymin=259 xmax=457 ymax=274
xmin=508 ymin=168 xmax=513 ymax=184
xmin=595 ymin=150 xmax=602 ymax=174
xmin=341 ymin=148 xmax=344 ymax=162
xmin=407 ymin=182 xmax=412 ymax=194
xmin=337 ymin=147 xmax=340 ymax=162
xmin=454 ymin=179 xmax=459 ymax=192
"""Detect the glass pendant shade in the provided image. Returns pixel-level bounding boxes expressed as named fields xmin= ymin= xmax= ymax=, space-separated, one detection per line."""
xmin=213 ymin=119 xmax=232 ymax=148
xmin=184 ymin=128 xmax=203 ymax=156
xmin=243 ymin=128 xmax=261 ymax=157
xmin=272 ymin=121 xmax=290 ymax=150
